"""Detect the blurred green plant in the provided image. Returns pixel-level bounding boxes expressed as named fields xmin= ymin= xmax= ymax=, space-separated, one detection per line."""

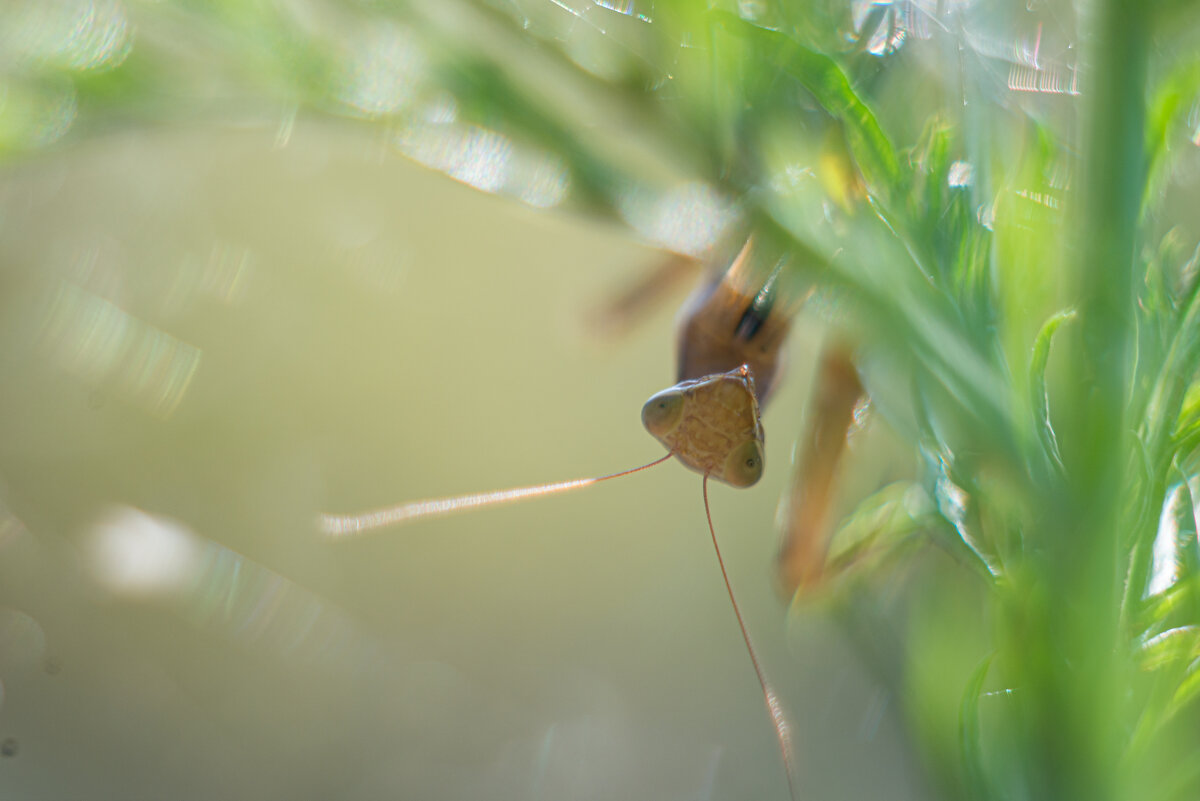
xmin=7 ymin=0 xmax=1200 ymax=799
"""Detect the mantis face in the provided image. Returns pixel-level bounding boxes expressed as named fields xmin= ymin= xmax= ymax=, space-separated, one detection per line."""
xmin=641 ymin=364 xmax=765 ymax=488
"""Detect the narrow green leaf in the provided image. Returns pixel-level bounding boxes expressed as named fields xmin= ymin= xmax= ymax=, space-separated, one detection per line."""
xmin=1029 ymin=309 xmax=1076 ymax=469
xmin=1146 ymin=254 xmax=1200 ymax=462
xmin=1137 ymin=575 xmax=1200 ymax=635
xmin=1143 ymin=58 xmax=1200 ymax=219
xmin=959 ymin=654 xmax=995 ymax=801
xmin=1137 ymin=626 xmax=1200 ymax=670
xmin=825 ymin=481 xmax=933 ymax=577
xmin=1170 ymin=659 xmax=1200 ymax=713
xmin=710 ymin=11 xmax=902 ymax=197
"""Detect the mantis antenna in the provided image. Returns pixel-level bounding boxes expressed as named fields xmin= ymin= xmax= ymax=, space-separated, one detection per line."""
xmin=319 ymin=366 xmax=798 ymax=799
xmin=703 ymin=475 xmax=799 ymax=801
xmin=318 ymin=453 xmax=673 ymax=537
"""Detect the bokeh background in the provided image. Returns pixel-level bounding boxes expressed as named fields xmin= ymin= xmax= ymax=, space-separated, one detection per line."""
xmin=0 ymin=120 xmax=916 ymax=800
xmin=4 ymin=1 xmax=1200 ymax=800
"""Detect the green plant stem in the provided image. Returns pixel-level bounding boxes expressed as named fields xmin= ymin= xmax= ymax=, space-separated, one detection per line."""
xmin=1029 ymin=1 xmax=1147 ymax=800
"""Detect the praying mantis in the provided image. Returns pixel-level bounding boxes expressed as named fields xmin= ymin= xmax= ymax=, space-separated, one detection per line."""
xmin=320 ymin=232 xmax=866 ymax=801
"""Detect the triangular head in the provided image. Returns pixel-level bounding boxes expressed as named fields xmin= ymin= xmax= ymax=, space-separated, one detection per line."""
xmin=641 ymin=365 xmax=765 ymax=488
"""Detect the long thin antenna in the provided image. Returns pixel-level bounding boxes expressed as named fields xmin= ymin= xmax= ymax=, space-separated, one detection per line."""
xmin=703 ymin=475 xmax=799 ymax=801
xmin=320 ymin=454 xmax=673 ymax=538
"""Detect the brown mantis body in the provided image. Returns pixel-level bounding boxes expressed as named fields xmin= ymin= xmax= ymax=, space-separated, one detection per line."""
xmin=320 ymin=235 xmax=867 ymax=801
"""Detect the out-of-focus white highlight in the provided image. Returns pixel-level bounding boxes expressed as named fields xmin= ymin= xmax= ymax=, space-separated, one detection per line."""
xmin=1149 ymin=479 xmax=1199 ymax=597
xmin=2 ymin=0 xmax=133 ymax=72
xmin=85 ymin=506 xmax=203 ymax=597
xmin=80 ymin=507 xmax=378 ymax=669
xmin=38 ymin=282 xmax=202 ymax=418
xmin=395 ymin=121 xmax=569 ymax=207
xmin=849 ymin=0 xmax=936 ymax=57
xmin=618 ymin=182 xmax=735 ymax=258
xmin=947 ymin=160 xmax=974 ymax=188
xmin=1007 ymin=62 xmax=1079 ymax=95
xmin=338 ymin=25 xmax=426 ymax=117
xmin=168 ymin=242 xmax=254 ymax=310
xmin=592 ymin=0 xmax=653 ymax=23
xmin=398 ymin=122 xmax=512 ymax=192
xmin=1014 ymin=188 xmax=1061 ymax=210
xmin=738 ymin=0 xmax=768 ymax=21
xmin=976 ymin=202 xmax=996 ymax=231
xmin=934 ymin=455 xmax=1002 ymax=578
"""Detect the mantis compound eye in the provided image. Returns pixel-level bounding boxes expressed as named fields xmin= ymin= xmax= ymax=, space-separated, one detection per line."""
xmin=641 ymin=390 xmax=685 ymax=439
xmin=723 ymin=440 xmax=764 ymax=488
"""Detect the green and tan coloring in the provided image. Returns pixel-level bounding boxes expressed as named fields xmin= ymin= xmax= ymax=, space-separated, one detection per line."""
xmin=641 ymin=365 xmax=765 ymax=488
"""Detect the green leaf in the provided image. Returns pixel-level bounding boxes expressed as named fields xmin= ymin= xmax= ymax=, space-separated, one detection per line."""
xmin=1147 ymin=259 xmax=1200 ymax=462
xmin=959 ymin=654 xmax=995 ymax=801
xmin=1029 ymin=309 xmax=1076 ymax=469
xmin=1143 ymin=58 xmax=1200 ymax=220
xmin=1137 ymin=626 xmax=1200 ymax=671
xmin=1171 ymin=659 xmax=1200 ymax=712
xmin=710 ymin=11 xmax=902 ymax=198
xmin=1137 ymin=576 xmax=1200 ymax=635
xmin=825 ymin=481 xmax=933 ymax=577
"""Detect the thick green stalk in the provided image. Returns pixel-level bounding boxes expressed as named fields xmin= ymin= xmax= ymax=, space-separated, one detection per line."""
xmin=1026 ymin=1 xmax=1147 ymax=800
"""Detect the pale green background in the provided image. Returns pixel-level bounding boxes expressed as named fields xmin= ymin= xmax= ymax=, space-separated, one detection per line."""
xmin=0 ymin=121 xmax=921 ymax=800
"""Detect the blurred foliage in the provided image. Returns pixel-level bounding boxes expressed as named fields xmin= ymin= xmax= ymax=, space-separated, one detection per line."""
xmin=6 ymin=0 xmax=1200 ymax=799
